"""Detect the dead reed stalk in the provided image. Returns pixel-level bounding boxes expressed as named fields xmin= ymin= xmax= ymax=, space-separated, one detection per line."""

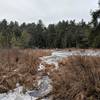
xmin=51 ymin=56 xmax=100 ymax=100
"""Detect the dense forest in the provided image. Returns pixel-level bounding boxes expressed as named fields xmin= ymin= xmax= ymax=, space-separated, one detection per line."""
xmin=0 ymin=4 xmax=100 ymax=49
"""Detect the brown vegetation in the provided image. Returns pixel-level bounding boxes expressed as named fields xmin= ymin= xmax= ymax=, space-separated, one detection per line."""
xmin=51 ymin=56 xmax=100 ymax=100
xmin=0 ymin=49 xmax=51 ymax=93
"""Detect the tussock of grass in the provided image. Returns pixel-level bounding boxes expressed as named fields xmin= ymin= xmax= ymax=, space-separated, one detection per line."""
xmin=51 ymin=56 xmax=100 ymax=100
xmin=0 ymin=49 xmax=51 ymax=93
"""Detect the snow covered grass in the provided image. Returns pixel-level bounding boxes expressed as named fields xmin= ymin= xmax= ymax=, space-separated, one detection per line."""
xmin=0 ymin=85 xmax=37 ymax=100
xmin=0 ymin=49 xmax=100 ymax=100
xmin=39 ymin=49 xmax=100 ymax=71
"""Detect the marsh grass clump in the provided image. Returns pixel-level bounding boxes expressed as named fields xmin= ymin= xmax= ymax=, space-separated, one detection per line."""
xmin=51 ymin=56 xmax=100 ymax=100
xmin=0 ymin=49 xmax=44 ymax=93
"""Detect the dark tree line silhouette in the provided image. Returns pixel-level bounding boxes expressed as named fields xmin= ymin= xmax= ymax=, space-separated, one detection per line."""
xmin=0 ymin=2 xmax=100 ymax=48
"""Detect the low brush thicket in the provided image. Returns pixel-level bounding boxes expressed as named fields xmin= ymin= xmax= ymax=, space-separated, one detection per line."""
xmin=0 ymin=49 xmax=51 ymax=93
xmin=51 ymin=56 xmax=100 ymax=100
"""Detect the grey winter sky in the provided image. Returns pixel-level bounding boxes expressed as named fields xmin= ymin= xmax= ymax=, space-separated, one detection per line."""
xmin=0 ymin=0 xmax=99 ymax=25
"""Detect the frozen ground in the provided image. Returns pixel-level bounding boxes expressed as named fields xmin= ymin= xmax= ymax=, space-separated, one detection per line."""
xmin=0 ymin=50 xmax=100 ymax=100
xmin=39 ymin=50 xmax=100 ymax=69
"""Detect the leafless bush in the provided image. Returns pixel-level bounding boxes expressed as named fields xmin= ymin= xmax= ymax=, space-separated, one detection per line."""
xmin=51 ymin=56 xmax=100 ymax=100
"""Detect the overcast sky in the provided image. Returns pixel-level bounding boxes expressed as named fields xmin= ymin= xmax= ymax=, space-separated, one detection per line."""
xmin=0 ymin=0 xmax=99 ymax=25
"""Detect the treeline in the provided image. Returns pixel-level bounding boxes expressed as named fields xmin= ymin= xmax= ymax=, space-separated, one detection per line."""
xmin=0 ymin=19 xmax=90 ymax=48
xmin=0 ymin=8 xmax=100 ymax=48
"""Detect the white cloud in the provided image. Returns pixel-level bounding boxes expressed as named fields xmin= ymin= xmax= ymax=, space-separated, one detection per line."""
xmin=0 ymin=0 xmax=99 ymax=25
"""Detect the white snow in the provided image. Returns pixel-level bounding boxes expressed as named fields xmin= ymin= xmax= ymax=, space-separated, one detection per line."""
xmin=40 ymin=50 xmax=100 ymax=70
xmin=38 ymin=63 xmax=45 ymax=71
xmin=0 ymin=86 xmax=36 ymax=100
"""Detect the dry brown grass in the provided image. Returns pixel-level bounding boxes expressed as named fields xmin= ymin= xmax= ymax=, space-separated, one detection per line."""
xmin=51 ymin=56 xmax=100 ymax=100
xmin=0 ymin=49 xmax=52 ymax=93
xmin=23 ymin=49 xmax=52 ymax=58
